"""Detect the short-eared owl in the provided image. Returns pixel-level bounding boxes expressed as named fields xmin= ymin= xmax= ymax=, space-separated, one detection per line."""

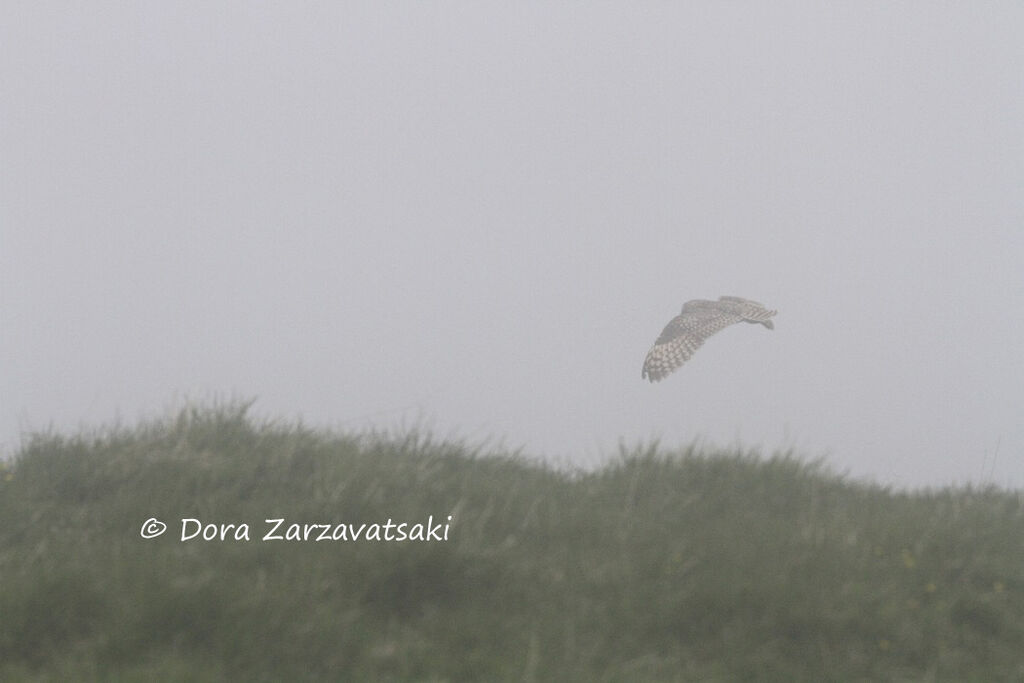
xmin=642 ymin=296 xmax=777 ymax=382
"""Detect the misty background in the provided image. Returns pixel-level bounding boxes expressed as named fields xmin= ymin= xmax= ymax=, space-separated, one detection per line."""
xmin=2 ymin=4 xmax=1021 ymax=488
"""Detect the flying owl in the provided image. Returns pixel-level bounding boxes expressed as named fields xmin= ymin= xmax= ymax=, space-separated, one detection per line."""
xmin=642 ymin=296 xmax=777 ymax=382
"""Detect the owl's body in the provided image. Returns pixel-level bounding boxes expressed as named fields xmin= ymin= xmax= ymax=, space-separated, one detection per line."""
xmin=641 ymin=296 xmax=777 ymax=382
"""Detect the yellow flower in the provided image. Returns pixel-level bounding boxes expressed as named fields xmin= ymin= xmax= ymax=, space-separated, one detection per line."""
xmin=925 ymin=582 xmax=937 ymax=593
xmin=901 ymin=549 xmax=916 ymax=569
xmin=878 ymin=639 xmax=891 ymax=651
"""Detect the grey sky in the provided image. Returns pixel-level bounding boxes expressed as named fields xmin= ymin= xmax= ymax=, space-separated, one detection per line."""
xmin=2 ymin=3 xmax=1022 ymax=488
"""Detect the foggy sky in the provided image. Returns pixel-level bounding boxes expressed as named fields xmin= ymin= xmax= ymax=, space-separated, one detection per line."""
xmin=2 ymin=3 xmax=1022 ymax=488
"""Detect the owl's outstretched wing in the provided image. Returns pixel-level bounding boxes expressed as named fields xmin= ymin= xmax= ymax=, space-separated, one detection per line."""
xmin=641 ymin=296 xmax=776 ymax=382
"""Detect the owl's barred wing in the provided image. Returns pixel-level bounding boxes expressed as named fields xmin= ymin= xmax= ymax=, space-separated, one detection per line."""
xmin=641 ymin=296 xmax=777 ymax=382
xmin=641 ymin=308 xmax=743 ymax=382
xmin=654 ymin=305 xmax=744 ymax=345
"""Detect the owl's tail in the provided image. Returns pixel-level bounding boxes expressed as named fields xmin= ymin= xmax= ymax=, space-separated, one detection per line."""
xmin=742 ymin=316 xmax=775 ymax=329
xmin=741 ymin=307 xmax=776 ymax=329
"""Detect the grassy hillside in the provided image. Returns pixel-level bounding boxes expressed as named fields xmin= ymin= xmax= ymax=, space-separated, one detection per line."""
xmin=1 ymin=404 xmax=1023 ymax=681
